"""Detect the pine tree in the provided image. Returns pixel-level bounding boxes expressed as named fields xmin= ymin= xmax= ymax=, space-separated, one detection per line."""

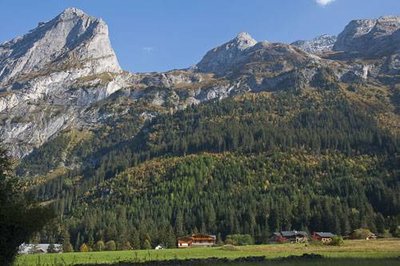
xmin=143 ymin=239 xmax=152 ymax=250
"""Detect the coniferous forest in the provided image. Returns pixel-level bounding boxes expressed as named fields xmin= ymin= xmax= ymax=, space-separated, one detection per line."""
xmin=18 ymin=89 xmax=400 ymax=250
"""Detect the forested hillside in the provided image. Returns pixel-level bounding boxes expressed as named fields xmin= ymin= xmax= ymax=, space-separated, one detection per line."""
xmin=2 ymin=8 xmax=400 ymax=251
xmin=22 ymin=88 xmax=400 ymax=249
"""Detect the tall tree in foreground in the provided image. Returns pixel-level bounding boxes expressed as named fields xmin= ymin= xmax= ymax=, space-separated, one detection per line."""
xmin=0 ymin=145 xmax=54 ymax=265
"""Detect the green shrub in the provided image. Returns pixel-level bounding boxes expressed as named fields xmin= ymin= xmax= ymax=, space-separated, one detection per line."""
xmin=392 ymin=226 xmax=400 ymax=237
xmin=94 ymin=240 xmax=105 ymax=251
xmin=329 ymin=236 xmax=344 ymax=246
xmin=381 ymin=229 xmax=392 ymax=238
xmin=225 ymin=234 xmax=254 ymax=246
xmin=350 ymin=228 xmax=374 ymax=239
xmin=62 ymin=243 xmax=74 ymax=253
xmin=309 ymin=239 xmax=324 ymax=246
xmin=105 ymin=240 xmax=116 ymax=251
xmin=118 ymin=241 xmax=132 ymax=250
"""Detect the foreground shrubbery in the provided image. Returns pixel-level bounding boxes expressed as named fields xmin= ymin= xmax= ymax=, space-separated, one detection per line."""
xmin=350 ymin=229 xmax=375 ymax=240
xmin=329 ymin=236 xmax=344 ymax=246
xmin=225 ymin=234 xmax=254 ymax=246
xmin=0 ymin=145 xmax=54 ymax=265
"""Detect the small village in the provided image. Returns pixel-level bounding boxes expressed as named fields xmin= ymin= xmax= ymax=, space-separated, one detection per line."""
xmin=19 ymin=229 xmax=379 ymax=254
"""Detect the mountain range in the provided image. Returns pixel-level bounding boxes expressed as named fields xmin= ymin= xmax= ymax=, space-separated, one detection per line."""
xmin=1 ymin=8 xmax=399 ymax=248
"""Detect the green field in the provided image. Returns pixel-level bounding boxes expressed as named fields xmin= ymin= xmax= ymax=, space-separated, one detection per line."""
xmin=15 ymin=239 xmax=400 ymax=266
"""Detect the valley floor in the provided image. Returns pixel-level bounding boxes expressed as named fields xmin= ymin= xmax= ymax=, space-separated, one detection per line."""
xmin=14 ymin=239 xmax=400 ymax=266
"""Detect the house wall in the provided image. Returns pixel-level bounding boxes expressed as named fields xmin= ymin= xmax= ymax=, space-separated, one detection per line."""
xmin=191 ymin=241 xmax=215 ymax=247
xmin=178 ymin=242 xmax=190 ymax=248
xmin=321 ymin=237 xmax=332 ymax=243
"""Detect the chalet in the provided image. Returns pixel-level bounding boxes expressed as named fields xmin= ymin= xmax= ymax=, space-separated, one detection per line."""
xmin=178 ymin=236 xmax=192 ymax=248
xmin=178 ymin=234 xmax=216 ymax=248
xmin=312 ymin=232 xmax=336 ymax=243
xmin=270 ymin=230 xmax=308 ymax=243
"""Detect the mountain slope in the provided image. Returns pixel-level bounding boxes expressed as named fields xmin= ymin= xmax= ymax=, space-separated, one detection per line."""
xmin=0 ymin=8 xmax=399 ymax=248
xmin=291 ymin=34 xmax=337 ymax=54
xmin=333 ymin=16 xmax=400 ymax=57
xmin=0 ymin=8 xmax=123 ymax=157
xmin=26 ymin=90 xmax=400 ymax=248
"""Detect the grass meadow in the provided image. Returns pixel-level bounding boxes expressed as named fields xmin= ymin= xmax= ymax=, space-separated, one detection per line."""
xmin=14 ymin=239 xmax=400 ymax=266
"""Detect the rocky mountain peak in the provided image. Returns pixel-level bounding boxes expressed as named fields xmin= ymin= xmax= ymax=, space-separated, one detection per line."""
xmin=196 ymin=32 xmax=258 ymax=75
xmin=0 ymin=7 xmax=121 ymax=87
xmin=333 ymin=15 xmax=400 ymax=57
xmin=0 ymin=8 xmax=123 ymax=157
xmin=232 ymin=32 xmax=258 ymax=50
xmin=58 ymin=7 xmax=87 ymax=20
xmin=291 ymin=34 xmax=337 ymax=54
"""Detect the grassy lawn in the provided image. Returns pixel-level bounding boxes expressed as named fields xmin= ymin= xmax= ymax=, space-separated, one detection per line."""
xmin=14 ymin=239 xmax=400 ymax=266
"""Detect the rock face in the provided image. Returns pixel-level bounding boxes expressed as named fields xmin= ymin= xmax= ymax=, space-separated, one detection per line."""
xmin=0 ymin=7 xmax=120 ymax=87
xmin=291 ymin=34 xmax=337 ymax=54
xmin=333 ymin=16 xmax=400 ymax=56
xmin=196 ymin=32 xmax=257 ymax=75
xmin=196 ymin=33 xmax=317 ymax=78
xmin=0 ymin=7 xmax=123 ymax=157
xmin=1 ymin=10 xmax=400 ymax=159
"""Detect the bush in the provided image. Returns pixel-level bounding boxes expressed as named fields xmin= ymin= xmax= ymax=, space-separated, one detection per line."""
xmin=329 ymin=236 xmax=344 ymax=246
xmin=94 ymin=240 xmax=105 ymax=251
xmin=63 ymin=243 xmax=73 ymax=253
xmin=118 ymin=241 xmax=132 ymax=250
xmin=381 ymin=229 xmax=392 ymax=238
xmin=225 ymin=234 xmax=254 ymax=246
xmin=79 ymin=243 xmax=89 ymax=252
xmin=105 ymin=240 xmax=116 ymax=251
xmin=350 ymin=228 xmax=374 ymax=239
xmin=392 ymin=226 xmax=400 ymax=237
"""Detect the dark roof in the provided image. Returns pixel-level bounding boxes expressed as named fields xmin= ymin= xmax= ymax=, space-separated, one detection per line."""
xmin=280 ymin=231 xmax=308 ymax=237
xmin=315 ymin=232 xmax=336 ymax=238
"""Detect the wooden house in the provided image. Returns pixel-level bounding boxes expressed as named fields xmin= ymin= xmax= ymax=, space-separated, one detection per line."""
xmin=312 ymin=232 xmax=336 ymax=243
xmin=177 ymin=236 xmax=192 ymax=248
xmin=270 ymin=230 xmax=308 ymax=243
xmin=177 ymin=234 xmax=216 ymax=248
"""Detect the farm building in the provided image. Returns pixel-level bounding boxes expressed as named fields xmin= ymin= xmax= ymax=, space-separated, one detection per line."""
xmin=312 ymin=232 xmax=336 ymax=243
xmin=270 ymin=230 xmax=308 ymax=243
xmin=178 ymin=236 xmax=192 ymax=248
xmin=178 ymin=234 xmax=216 ymax=248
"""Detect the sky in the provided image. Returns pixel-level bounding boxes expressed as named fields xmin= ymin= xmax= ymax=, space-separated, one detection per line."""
xmin=0 ymin=0 xmax=399 ymax=73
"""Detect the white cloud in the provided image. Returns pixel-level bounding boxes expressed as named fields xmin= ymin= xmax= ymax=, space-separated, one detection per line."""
xmin=315 ymin=0 xmax=335 ymax=6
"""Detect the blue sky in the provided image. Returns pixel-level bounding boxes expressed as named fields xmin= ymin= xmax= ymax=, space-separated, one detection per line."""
xmin=0 ymin=0 xmax=399 ymax=72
